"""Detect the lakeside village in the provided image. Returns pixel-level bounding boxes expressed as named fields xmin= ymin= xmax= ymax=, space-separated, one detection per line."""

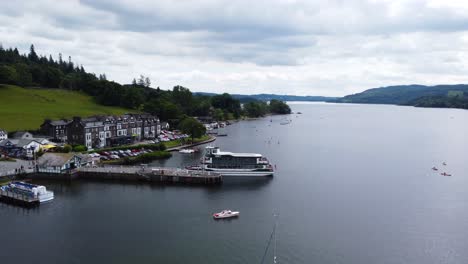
xmin=0 ymin=113 xmax=228 ymax=177
xmin=0 ymin=114 xmax=234 ymax=205
xmin=0 ymin=113 xmax=279 ymax=206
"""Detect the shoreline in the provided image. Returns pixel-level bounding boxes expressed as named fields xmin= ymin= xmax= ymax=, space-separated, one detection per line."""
xmin=166 ymin=135 xmax=217 ymax=152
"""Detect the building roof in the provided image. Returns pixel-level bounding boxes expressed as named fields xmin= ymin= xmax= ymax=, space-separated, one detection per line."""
xmin=16 ymin=139 xmax=39 ymax=148
xmin=0 ymin=139 xmax=43 ymax=148
xmin=0 ymin=129 xmax=7 ymax=137
xmin=77 ymin=153 xmax=93 ymax=164
xmin=11 ymin=131 xmax=33 ymax=139
xmin=0 ymin=139 xmax=14 ymax=147
xmin=38 ymin=153 xmax=79 ymax=167
xmin=50 ymin=120 xmax=70 ymax=126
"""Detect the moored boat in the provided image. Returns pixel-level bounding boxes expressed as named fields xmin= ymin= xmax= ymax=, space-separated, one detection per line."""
xmin=0 ymin=181 xmax=54 ymax=203
xmin=187 ymin=146 xmax=274 ymax=177
xmin=213 ymin=210 xmax=240 ymax=219
xmin=179 ymin=148 xmax=195 ymax=154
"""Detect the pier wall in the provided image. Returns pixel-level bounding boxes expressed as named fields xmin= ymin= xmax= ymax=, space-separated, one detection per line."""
xmin=22 ymin=167 xmax=222 ymax=185
xmin=25 ymin=172 xmax=79 ymax=180
xmin=78 ymin=171 xmax=222 ymax=185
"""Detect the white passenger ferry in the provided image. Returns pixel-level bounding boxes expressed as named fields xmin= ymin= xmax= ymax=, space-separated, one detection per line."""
xmin=187 ymin=146 xmax=274 ymax=177
xmin=0 ymin=181 xmax=54 ymax=203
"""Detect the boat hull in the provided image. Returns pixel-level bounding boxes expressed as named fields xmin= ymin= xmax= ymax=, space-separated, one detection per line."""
xmin=38 ymin=191 xmax=54 ymax=203
xmin=188 ymin=168 xmax=273 ymax=177
xmin=213 ymin=212 xmax=240 ymax=219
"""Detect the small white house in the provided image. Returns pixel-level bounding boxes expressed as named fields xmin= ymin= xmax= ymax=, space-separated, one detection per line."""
xmin=0 ymin=139 xmax=42 ymax=158
xmin=0 ymin=129 xmax=7 ymax=141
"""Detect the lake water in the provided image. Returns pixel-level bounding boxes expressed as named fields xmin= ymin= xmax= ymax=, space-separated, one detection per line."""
xmin=2 ymin=103 xmax=468 ymax=264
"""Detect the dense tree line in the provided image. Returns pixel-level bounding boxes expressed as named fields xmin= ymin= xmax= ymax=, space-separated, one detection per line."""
xmin=243 ymin=99 xmax=291 ymax=117
xmin=411 ymin=95 xmax=468 ymax=109
xmin=0 ymin=44 xmax=290 ymax=123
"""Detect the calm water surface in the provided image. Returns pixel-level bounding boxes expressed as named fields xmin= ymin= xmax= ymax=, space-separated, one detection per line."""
xmin=2 ymin=103 xmax=468 ymax=264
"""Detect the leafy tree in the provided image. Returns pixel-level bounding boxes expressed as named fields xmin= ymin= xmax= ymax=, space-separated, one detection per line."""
xmin=0 ymin=65 xmax=18 ymax=84
xmin=213 ymin=108 xmax=224 ymax=121
xmin=143 ymin=99 xmax=182 ymax=121
xmin=43 ymin=67 xmax=64 ymax=87
xmin=123 ymin=86 xmax=145 ymax=109
xmin=211 ymin=93 xmax=241 ymax=118
xmin=269 ymin=99 xmax=291 ymax=114
xmin=73 ymin=145 xmax=87 ymax=152
xmin=62 ymin=144 xmax=72 ymax=153
xmin=14 ymin=63 xmax=33 ymax=86
xmin=172 ymin=85 xmax=193 ymax=114
xmin=178 ymin=117 xmax=206 ymax=142
xmin=192 ymin=97 xmax=211 ymax=116
xmin=244 ymin=101 xmax=268 ymax=117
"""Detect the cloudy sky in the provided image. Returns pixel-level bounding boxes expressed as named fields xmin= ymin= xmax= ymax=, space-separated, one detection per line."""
xmin=2 ymin=0 xmax=468 ymax=96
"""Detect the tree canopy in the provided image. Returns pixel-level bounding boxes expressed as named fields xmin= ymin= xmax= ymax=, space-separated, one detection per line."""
xmin=243 ymin=100 xmax=291 ymax=117
xmin=178 ymin=117 xmax=206 ymax=142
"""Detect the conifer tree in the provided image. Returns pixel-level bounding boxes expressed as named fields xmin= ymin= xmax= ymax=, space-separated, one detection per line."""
xmin=28 ymin=44 xmax=39 ymax=62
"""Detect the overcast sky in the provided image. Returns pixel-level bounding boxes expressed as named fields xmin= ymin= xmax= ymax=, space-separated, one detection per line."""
xmin=2 ymin=0 xmax=468 ymax=96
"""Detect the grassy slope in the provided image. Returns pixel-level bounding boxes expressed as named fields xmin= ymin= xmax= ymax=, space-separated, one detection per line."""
xmin=0 ymin=84 xmax=134 ymax=131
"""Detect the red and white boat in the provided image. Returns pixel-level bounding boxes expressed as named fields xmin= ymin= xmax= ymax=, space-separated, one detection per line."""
xmin=213 ymin=210 xmax=240 ymax=219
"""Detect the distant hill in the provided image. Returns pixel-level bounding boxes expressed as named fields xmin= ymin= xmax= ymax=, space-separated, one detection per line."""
xmin=194 ymin=92 xmax=337 ymax=102
xmin=335 ymin=84 xmax=468 ymax=106
xmin=0 ymin=85 xmax=134 ymax=131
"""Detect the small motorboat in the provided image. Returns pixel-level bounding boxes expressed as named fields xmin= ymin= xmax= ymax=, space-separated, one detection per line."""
xmin=185 ymin=165 xmax=202 ymax=170
xmin=441 ymin=172 xmax=452 ymax=177
xmin=213 ymin=210 xmax=240 ymax=219
xmin=432 ymin=167 xmax=438 ymax=171
xmin=442 ymin=162 xmax=447 ymax=166
xmin=179 ymin=149 xmax=195 ymax=154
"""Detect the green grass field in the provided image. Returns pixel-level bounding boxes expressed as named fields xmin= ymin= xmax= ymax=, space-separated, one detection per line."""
xmin=0 ymin=85 xmax=135 ymax=131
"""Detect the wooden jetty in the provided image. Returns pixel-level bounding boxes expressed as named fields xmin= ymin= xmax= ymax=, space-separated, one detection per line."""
xmin=77 ymin=166 xmax=222 ymax=185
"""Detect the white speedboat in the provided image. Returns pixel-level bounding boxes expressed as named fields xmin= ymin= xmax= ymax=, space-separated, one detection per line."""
xmin=213 ymin=210 xmax=240 ymax=219
xmin=179 ymin=148 xmax=195 ymax=154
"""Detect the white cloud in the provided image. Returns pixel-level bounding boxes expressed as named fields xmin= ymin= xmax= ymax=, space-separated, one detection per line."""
xmin=2 ymin=0 xmax=468 ymax=96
